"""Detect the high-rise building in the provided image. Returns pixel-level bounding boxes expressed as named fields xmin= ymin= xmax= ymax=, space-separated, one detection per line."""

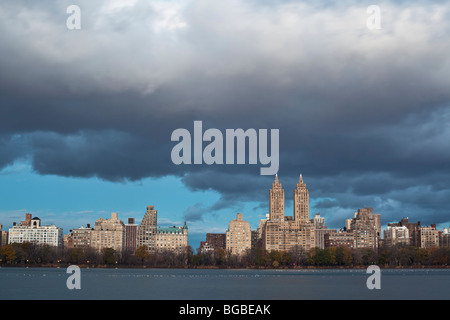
xmin=8 ymin=214 xmax=63 ymax=249
xmin=0 ymin=224 xmax=8 ymax=247
xmin=441 ymin=228 xmax=450 ymax=248
xmin=226 ymin=213 xmax=251 ymax=256
xmin=388 ymin=218 xmax=421 ymax=247
xmin=420 ymin=225 xmax=439 ymax=249
xmin=91 ymin=212 xmax=125 ymax=253
xmin=311 ymin=213 xmax=325 ymax=229
xmin=262 ymin=174 xmax=315 ymax=252
xmin=136 ymin=205 xmax=189 ymax=253
xmin=137 ymin=206 xmax=157 ymax=252
xmin=348 ymin=208 xmax=379 ymax=249
xmin=125 ymin=218 xmax=138 ymax=252
xmin=310 ymin=213 xmax=335 ymax=249
xmin=384 ymin=225 xmax=410 ymax=247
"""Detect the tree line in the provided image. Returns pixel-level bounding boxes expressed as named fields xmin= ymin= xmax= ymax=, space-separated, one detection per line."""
xmin=1 ymin=242 xmax=449 ymax=268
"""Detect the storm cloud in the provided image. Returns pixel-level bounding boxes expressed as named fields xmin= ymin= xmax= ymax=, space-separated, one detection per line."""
xmin=1 ymin=0 xmax=450 ymax=228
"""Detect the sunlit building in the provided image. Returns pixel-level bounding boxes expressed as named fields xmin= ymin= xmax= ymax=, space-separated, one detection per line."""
xmin=226 ymin=213 xmax=251 ymax=256
xmin=90 ymin=212 xmax=125 ymax=253
xmin=8 ymin=214 xmax=63 ymax=249
xmin=261 ymin=174 xmax=315 ymax=252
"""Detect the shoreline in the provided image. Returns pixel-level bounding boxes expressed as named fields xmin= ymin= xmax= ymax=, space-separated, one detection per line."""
xmin=1 ymin=264 xmax=449 ymax=270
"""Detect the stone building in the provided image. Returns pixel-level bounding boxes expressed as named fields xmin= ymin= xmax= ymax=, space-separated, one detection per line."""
xmin=156 ymin=223 xmax=188 ymax=253
xmin=347 ymin=208 xmax=380 ymax=249
xmin=324 ymin=231 xmax=354 ymax=248
xmin=388 ymin=218 xmax=421 ymax=247
xmin=90 ymin=212 xmax=125 ymax=253
xmin=261 ymin=174 xmax=315 ymax=252
xmin=137 ymin=205 xmax=189 ymax=253
xmin=420 ymin=225 xmax=440 ymax=249
xmin=137 ymin=205 xmax=158 ymax=252
xmin=226 ymin=213 xmax=252 ymax=256
xmin=384 ymin=225 xmax=410 ymax=247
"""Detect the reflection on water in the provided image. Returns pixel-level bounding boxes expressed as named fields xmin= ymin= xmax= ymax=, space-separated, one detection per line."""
xmin=1 ymin=267 xmax=449 ymax=300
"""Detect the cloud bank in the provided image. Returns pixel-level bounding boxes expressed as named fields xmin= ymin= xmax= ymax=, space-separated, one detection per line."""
xmin=1 ymin=0 xmax=450 ymax=228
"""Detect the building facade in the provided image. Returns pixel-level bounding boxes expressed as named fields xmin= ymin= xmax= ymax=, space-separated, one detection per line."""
xmin=0 ymin=224 xmax=7 ymax=247
xmin=136 ymin=205 xmax=189 ymax=253
xmin=262 ymin=174 xmax=315 ymax=252
xmin=155 ymin=223 xmax=188 ymax=253
xmin=347 ymin=208 xmax=379 ymax=249
xmin=90 ymin=212 xmax=125 ymax=253
xmin=8 ymin=215 xmax=63 ymax=248
xmin=384 ymin=225 xmax=410 ymax=247
xmin=324 ymin=231 xmax=354 ymax=248
xmin=125 ymin=218 xmax=138 ymax=252
xmin=71 ymin=225 xmax=93 ymax=249
xmin=388 ymin=218 xmax=421 ymax=247
xmin=137 ymin=205 xmax=158 ymax=252
xmin=226 ymin=213 xmax=252 ymax=256
xmin=421 ymin=225 xmax=440 ymax=249
xmin=206 ymin=233 xmax=226 ymax=250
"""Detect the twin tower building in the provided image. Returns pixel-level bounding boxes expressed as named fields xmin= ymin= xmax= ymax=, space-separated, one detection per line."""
xmin=259 ymin=173 xmax=315 ymax=252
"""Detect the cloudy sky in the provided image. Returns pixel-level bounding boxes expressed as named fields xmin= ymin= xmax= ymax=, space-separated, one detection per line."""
xmin=1 ymin=0 xmax=449 ymax=250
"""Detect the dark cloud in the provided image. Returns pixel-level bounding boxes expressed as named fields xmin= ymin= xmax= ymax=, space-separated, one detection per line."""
xmin=1 ymin=0 xmax=450 ymax=228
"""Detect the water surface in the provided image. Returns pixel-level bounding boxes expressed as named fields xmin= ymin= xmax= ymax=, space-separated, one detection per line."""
xmin=1 ymin=267 xmax=448 ymax=300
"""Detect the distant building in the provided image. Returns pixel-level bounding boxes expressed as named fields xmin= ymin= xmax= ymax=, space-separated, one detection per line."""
xmin=261 ymin=174 xmax=315 ymax=252
xmin=8 ymin=214 xmax=63 ymax=249
xmin=64 ymin=233 xmax=74 ymax=249
xmin=316 ymin=228 xmax=337 ymax=249
xmin=136 ymin=205 xmax=188 ymax=253
xmin=155 ymin=223 xmax=188 ymax=253
xmin=226 ymin=213 xmax=251 ymax=256
xmin=72 ymin=224 xmax=93 ymax=249
xmin=90 ymin=212 xmax=125 ymax=253
xmin=421 ymin=225 xmax=439 ymax=249
xmin=198 ymin=241 xmax=215 ymax=254
xmin=384 ymin=225 xmax=410 ymax=247
xmin=21 ymin=213 xmax=32 ymax=227
xmin=310 ymin=213 xmax=336 ymax=249
xmin=0 ymin=224 xmax=8 ymax=247
xmin=325 ymin=231 xmax=354 ymax=249
xmin=125 ymin=218 xmax=138 ymax=252
xmin=137 ymin=206 xmax=157 ymax=252
xmin=311 ymin=213 xmax=325 ymax=229
xmin=347 ymin=208 xmax=379 ymax=249
xmin=388 ymin=218 xmax=421 ymax=247
xmin=441 ymin=228 xmax=450 ymax=248
xmin=206 ymin=233 xmax=226 ymax=250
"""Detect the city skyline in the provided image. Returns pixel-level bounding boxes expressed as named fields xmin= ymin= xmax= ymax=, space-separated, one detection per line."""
xmin=1 ymin=0 xmax=450 ymax=252
xmin=2 ymin=173 xmax=448 ymax=252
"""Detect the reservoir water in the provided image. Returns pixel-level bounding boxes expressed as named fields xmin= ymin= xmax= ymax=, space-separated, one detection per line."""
xmin=0 ymin=267 xmax=449 ymax=300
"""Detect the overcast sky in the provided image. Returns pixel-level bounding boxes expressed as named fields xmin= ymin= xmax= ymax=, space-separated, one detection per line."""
xmin=1 ymin=0 xmax=449 ymax=249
